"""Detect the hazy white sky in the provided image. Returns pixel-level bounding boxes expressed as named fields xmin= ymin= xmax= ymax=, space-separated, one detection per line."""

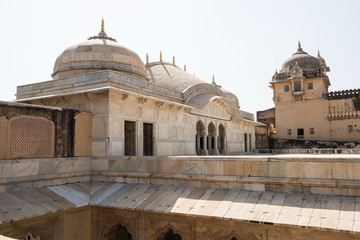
xmin=0 ymin=0 xmax=359 ymax=114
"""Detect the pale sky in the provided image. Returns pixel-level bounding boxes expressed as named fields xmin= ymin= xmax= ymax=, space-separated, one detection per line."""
xmin=0 ymin=0 xmax=359 ymax=115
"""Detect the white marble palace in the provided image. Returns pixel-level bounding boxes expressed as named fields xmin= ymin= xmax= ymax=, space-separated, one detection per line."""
xmin=15 ymin=19 xmax=257 ymax=157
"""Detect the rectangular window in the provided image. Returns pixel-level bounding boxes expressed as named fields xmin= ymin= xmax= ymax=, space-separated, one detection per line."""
xmin=308 ymin=82 xmax=313 ymax=90
xmin=244 ymin=133 xmax=248 ymax=152
xmin=249 ymin=134 xmax=252 ymax=152
xmin=297 ymin=128 xmax=304 ymax=139
xmin=309 ymin=128 xmax=314 ymax=134
xmin=124 ymin=121 xmax=136 ymax=156
xmin=284 ymin=85 xmax=289 ymax=92
xmin=294 ymin=81 xmax=302 ymax=92
xmin=143 ymin=123 xmax=153 ymax=156
xmin=287 ymin=129 xmax=292 ymax=135
xmin=348 ymin=125 xmax=353 ymax=133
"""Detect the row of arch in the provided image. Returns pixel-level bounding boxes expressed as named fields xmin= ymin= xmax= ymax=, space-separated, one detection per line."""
xmin=102 ymin=225 xmax=240 ymax=240
xmin=196 ymin=120 xmax=226 ymax=155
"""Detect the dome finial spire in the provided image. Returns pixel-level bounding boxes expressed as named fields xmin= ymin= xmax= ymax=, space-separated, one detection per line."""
xmin=184 ymin=64 xmax=186 ymax=71
xmin=317 ymin=49 xmax=320 ymax=57
xmin=146 ymin=53 xmax=149 ymax=64
xmin=160 ymin=51 xmax=162 ymax=62
xmin=101 ymin=17 xmax=104 ymax=31
xmin=298 ymin=41 xmax=302 ymax=51
xmin=173 ymin=55 xmax=175 ymax=65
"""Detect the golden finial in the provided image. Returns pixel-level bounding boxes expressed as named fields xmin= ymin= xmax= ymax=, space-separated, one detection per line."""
xmin=146 ymin=53 xmax=149 ymax=64
xmin=212 ymin=74 xmax=215 ymax=83
xmin=101 ymin=18 xmax=104 ymax=31
xmin=173 ymin=55 xmax=175 ymax=65
xmin=317 ymin=50 xmax=320 ymax=57
xmin=160 ymin=51 xmax=162 ymax=62
xmin=184 ymin=64 xmax=186 ymax=71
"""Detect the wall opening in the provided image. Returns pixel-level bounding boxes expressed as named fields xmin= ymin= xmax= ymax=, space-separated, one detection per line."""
xmin=124 ymin=121 xmax=136 ymax=156
xmin=244 ymin=133 xmax=248 ymax=152
xmin=143 ymin=123 xmax=153 ymax=156
xmin=158 ymin=229 xmax=182 ymax=240
xmin=297 ymin=128 xmax=304 ymax=139
xmin=249 ymin=134 xmax=252 ymax=152
xmin=102 ymin=224 xmax=132 ymax=240
xmin=294 ymin=81 xmax=302 ymax=92
xmin=218 ymin=124 xmax=225 ymax=154
xmin=196 ymin=120 xmax=205 ymax=155
xmin=207 ymin=122 xmax=216 ymax=155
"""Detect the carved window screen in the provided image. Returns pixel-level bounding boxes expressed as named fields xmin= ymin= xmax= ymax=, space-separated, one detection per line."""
xmin=9 ymin=116 xmax=55 ymax=159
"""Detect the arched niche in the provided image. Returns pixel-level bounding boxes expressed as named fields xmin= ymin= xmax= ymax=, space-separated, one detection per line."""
xmin=101 ymin=224 xmax=132 ymax=240
xmin=218 ymin=123 xmax=226 ymax=154
xmin=157 ymin=229 xmax=182 ymax=240
xmin=207 ymin=122 xmax=217 ymax=155
xmin=196 ymin=120 xmax=205 ymax=155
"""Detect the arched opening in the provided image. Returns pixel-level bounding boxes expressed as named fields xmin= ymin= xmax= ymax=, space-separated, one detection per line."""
xmin=218 ymin=124 xmax=225 ymax=154
xmin=157 ymin=229 xmax=182 ymax=240
xmin=196 ymin=120 xmax=205 ymax=155
xmin=102 ymin=224 xmax=132 ymax=240
xmin=207 ymin=122 xmax=217 ymax=155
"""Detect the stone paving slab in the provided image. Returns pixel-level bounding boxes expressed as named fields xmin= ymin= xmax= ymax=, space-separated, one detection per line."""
xmin=0 ymin=182 xmax=359 ymax=233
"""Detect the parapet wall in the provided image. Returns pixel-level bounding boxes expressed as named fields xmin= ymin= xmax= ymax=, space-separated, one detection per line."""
xmin=2 ymin=155 xmax=359 ymax=196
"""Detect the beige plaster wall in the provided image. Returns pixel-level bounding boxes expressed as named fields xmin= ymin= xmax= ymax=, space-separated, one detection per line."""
xmin=273 ymin=77 xmax=360 ymax=141
xmin=74 ymin=112 xmax=93 ymax=157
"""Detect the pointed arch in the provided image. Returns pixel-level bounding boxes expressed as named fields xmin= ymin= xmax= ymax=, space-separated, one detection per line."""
xmin=158 ymin=229 xmax=182 ymax=240
xmin=196 ymin=120 xmax=205 ymax=155
xmin=218 ymin=123 xmax=226 ymax=154
xmin=101 ymin=224 xmax=132 ymax=240
xmin=152 ymin=225 xmax=183 ymax=240
xmin=207 ymin=122 xmax=217 ymax=155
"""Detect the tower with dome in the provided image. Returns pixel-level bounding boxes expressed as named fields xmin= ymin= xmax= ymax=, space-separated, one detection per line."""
xmin=258 ymin=42 xmax=360 ymax=147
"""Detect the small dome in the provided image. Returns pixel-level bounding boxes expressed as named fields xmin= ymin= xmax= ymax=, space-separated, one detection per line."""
xmin=220 ymin=87 xmax=240 ymax=108
xmin=280 ymin=42 xmax=320 ymax=73
xmin=52 ymin=20 xmax=146 ymax=80
xmin=146 ymin=62 xmax=206 ymax=92
xmin=317 ymin=50 xmax=327 ymax=68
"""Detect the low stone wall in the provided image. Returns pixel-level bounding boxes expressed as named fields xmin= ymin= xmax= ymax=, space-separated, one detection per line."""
xmin=2 ymin=154 xmax=360 ymax=196
xmin=269 ymin=138 xmax=360 ymax=151
xmin=91 ymin=155 xmax=360 ymax=196
xmin=256 ymin=148 xmax=360 ymax=154
xmin=0 ymin=157 xmax=91 ymax=192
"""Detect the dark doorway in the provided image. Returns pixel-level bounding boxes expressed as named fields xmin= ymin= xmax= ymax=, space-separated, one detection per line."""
xmin=244 ymin=133 xmax=248 ymax=152
xmin=218 ymin=124 xmax=225 ymax=154
xmin=249 ymin=134 xmax=252 ymax=152
xmin=297 ymin=128 xmax=304 ymax=139
xmin=143 ymin=123 xmax=153 ymax=156
xmin=124 ymin=121 xmax=136 ymax=156
xmin=103 ymin=224 xmax=132 ymax=240
xmin=196 ymin=120 xmax=205 ymax=155
xmin=158 ymin=229 xmax=182 ymax=240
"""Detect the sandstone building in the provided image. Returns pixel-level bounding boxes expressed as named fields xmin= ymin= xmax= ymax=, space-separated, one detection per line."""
xmin=257 ymin=42 xmax=360 ymax=148
xmin=0 ymin=21 xmax=360 ymax=240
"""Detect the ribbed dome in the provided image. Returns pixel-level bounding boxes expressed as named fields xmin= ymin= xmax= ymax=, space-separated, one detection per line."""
xmin=52 ymin=21 xmax=146 ymax=80
xmin=280 ymin=43 xmax=320 ymax=73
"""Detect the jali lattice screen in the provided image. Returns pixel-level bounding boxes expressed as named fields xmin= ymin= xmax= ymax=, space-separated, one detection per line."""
xmin=9 ymin=116 xmax=55 ymax=159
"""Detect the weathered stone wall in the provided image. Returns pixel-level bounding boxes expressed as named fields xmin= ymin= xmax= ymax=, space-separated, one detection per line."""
xmin=1 ymin=204 xmax=359 ymax=240
xmin=22 ymin=89 xmax=256 ymax=157
xmin=90 ymin=207 xmax=360 ymax=240
xmin=0 ymin=101 xmax=78 ymax=160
